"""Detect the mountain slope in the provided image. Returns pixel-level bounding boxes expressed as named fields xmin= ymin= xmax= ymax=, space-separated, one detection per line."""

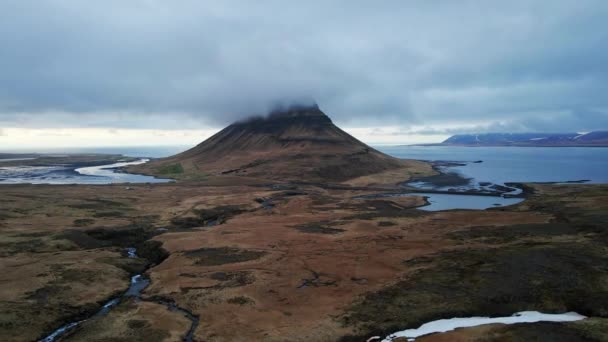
xmin=442 ymin=131 xmax=608 ymax=146
xmin=136 ymin=104 xmax=426 ymax=183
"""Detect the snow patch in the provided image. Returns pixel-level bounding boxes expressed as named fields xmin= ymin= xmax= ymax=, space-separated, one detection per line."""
xmin=381 ymin=311 xmax=586 ymax=341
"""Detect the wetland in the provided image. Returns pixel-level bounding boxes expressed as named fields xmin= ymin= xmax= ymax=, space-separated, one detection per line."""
xmin=1 ymin=146 xmax=607 ymax=341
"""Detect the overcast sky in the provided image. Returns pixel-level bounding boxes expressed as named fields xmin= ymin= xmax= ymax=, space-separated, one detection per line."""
xmin=1 ymin=1 xmax=608 ymax=148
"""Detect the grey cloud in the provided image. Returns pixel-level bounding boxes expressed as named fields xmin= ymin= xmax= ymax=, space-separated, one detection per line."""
xmin=1 ymin=0 xmax=607 ymax=132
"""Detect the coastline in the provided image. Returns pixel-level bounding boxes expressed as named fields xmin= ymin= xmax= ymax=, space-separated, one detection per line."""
xmin=1 ymin=151 xmax=608 ymax=341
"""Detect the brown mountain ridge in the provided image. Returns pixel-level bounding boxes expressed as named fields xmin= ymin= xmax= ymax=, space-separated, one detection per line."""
xmin=135 ymin=104 xmax=428 ymax=183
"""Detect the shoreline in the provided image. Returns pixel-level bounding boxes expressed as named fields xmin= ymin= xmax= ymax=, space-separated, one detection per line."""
xmin=0 ymin=157 xmax=172 ymax=185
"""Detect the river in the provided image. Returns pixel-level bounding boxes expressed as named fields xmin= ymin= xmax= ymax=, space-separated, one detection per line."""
xmin=39 ymin=247 xmax=198 ymax=342
xmin=0 ymin=159 xmax=172 ymax=184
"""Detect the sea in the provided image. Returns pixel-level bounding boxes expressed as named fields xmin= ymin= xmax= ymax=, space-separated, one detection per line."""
xmin=377 ymin=145 xmax=608 ymax=185
xmin=5 ymin=144 xmax=607 ymax=185
xmin=2 ymin=145 xmax=607 ymax=210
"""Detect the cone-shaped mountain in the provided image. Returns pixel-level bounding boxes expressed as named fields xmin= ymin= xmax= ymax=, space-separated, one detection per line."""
xmin=140 ymin=104 xmax=410 ymax=182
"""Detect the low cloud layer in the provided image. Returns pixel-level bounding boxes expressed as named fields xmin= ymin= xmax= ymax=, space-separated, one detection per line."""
xmin=1 ymin=1 xmax=607 ymax=133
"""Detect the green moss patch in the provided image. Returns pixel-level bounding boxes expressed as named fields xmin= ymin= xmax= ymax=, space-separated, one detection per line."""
xmin=341 ymin=243 xmax=608 ymax=341
xmin=294 ymin=222 xmax=345 ymax=234
xmin=184 ymin=247 xmax=266 ymax=266
xmin=156 ymin=163 xmax=184 ymax=175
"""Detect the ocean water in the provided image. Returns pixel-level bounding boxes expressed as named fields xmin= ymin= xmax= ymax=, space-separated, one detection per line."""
xmin=2 ymin=145 xmax=606 ymax=211
xmin=374 ymin=145 xmax=608 ymax=211
xmin=7 ymin=144 xmax=607 ymax=186
xmin=377 ymin=145 xmax=608 ymax=184
xmin=0 ymin=146 xmax=190 ymax=158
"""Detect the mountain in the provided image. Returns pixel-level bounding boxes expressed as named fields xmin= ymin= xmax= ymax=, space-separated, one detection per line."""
xmin=442 ymin=131 xmax=608 ymax=146
xmin=136 ymin=104 xmax=413 ymax=182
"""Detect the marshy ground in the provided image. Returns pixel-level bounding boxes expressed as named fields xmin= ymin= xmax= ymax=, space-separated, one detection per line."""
xmin=1 ymin=175 xmax=607 ymax=341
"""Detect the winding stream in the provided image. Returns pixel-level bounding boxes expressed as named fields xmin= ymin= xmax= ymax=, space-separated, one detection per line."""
xmin=39 ymin=252 xmax=145 ymax=342
xmin=39 ymin=248 xmax=198 ymax=342
xmin=74 ymin=158 xmax=172 ymax=183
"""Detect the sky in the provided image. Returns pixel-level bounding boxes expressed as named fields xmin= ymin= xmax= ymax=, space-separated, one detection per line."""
xmin=1 ymin=0 xmax=608 ymax=149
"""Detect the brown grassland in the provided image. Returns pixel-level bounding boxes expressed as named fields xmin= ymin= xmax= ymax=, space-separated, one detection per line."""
xmin=1 ymin=168 xmax=608 ymax=341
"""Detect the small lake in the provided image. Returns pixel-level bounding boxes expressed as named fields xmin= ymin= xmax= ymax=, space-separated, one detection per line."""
xmin=416 ymin=193 xmax=523 ymax=211
xmin=354 ymin=192 xmax=523 ymax=211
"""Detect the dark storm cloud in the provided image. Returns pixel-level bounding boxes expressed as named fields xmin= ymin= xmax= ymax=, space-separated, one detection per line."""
xmin=1 ymin=0 xmax=607 ymax=131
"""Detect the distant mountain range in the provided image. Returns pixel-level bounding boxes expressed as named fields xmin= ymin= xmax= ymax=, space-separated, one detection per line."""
xmin=441 ymin=131 xmax=608 ymax=147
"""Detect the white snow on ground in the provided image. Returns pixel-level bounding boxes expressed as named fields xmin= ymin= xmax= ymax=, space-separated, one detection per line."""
xmin=529 ymin=137 xmax=547 ymax=141
xmin=380 ymin=311 xmax=586 ymax=341
xmin=574 ymin=132 xmax=589 ymax=140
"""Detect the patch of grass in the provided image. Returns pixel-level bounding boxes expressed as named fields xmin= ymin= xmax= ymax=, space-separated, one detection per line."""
xmin=92 ymin=211 xmax=127 ymax=218
xmin=208 ymin=271 xmax=255 ymax=288
xmin=185 ymin=247 xmax=266 ymax=266
xmin=137 ymin=240 xmax=169 ymax=265
xmin=68 ymin=198 xmax=130 ymax=210
xmin=0 ymin=211 xmax=14 ymax=220
xmin=169 ymin=216 xmax=206 ymax=229
xmin=156 ymin=163 xmax=184 ymax=175
xmin=183 ymin=173 xmax=209 ymax=181
xmin=57 ymin=224 xmax=156 ymax=250
xmin=25 ymin=285 xmax=71 ymax=305
xmin=171 ymin=205 xmax=246 ymax=229
xmin=475 ymin=321 xmax=605 ymax=342
xmin=17 ymin=232 xmax=48 ymax=238
xmin=294 ymin=222 xmax=345 ymax=234
xmin=127 ymin=319 xmax=148 ymax=329
xmin=340 ymin=242 xmax=608 ymax=341
xmin=11 ymin=208 xmax=30 ymax=215
xmin=58 ymin=269 xmax=99 ymax=283
xmin=73 ymin=218 xmax=95 ymax=227
xmin=227 ymin=296 xmax=255 ymax=305
xmin=446 ymin=222 xmax=583 ymax=244
xmin=0 ymin=238 xmax=45 ymax=256
xmin=64 ymin=300 xmax=171 ymax=342
xmin=194 ymin=205 xmax=246 ymax=223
